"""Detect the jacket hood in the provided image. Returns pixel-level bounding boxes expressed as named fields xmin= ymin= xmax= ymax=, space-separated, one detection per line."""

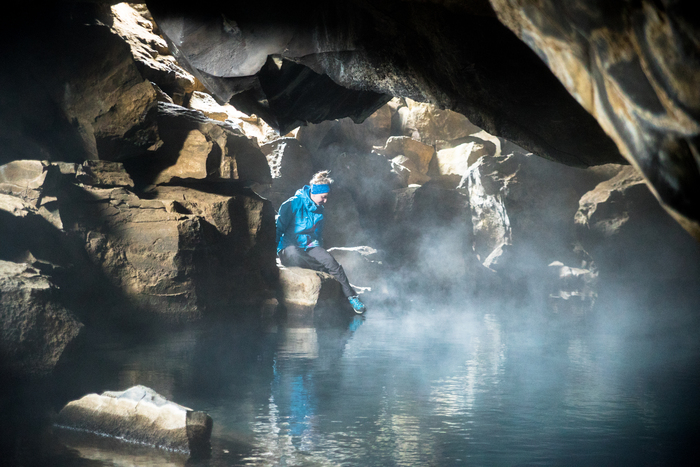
xmin=295 ymin=185 xmax=322 ymax=212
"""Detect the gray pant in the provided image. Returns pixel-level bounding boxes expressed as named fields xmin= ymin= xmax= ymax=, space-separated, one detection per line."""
xmin=279 ymin=246 xmax=355 ymax=298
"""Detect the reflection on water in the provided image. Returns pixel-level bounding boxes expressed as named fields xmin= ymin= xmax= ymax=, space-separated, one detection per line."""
xmin=48 ymin=294 xmax=700 ymax=466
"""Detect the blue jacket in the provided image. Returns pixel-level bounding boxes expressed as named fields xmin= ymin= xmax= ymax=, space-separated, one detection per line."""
xmin=276 ymin=186 xmax=325 ymax=253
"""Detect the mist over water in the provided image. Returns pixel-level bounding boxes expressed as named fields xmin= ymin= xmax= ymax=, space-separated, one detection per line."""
xmin=45 ymin=273 xmax=700 ymax=466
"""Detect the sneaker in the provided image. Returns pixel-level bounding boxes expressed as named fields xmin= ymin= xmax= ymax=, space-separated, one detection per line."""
xmin=348 ymin=295 xmax=366 ymax=314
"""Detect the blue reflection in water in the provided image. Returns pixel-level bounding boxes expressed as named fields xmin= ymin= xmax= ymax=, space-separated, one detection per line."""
xmin=50 ymin=294 xmax=700 ymax=467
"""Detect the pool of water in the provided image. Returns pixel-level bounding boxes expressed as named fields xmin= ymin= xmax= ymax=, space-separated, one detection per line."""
xmin=48 ymin=290 xmax=700 ymax=466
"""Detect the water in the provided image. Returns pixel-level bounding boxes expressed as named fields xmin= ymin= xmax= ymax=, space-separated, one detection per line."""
xmin=48 ymin=291 xmax=700 ymax=466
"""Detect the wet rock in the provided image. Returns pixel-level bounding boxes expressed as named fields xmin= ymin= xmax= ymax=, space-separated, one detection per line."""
xmin=0 ymin=260 xmax=83 ymax=378
xmin=55 ymin=385 xmax=212 ymax=456
xmin=277 ymin=266 xmax=345 ymax=310
xmin=463 ymin=150 xmax=607 ymax=273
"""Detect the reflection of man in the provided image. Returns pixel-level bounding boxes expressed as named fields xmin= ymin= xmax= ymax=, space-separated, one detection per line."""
xmin=276 ymin=171 xmax=366 ymax=314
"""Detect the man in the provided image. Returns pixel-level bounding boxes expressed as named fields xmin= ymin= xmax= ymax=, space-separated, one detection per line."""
xmin=276 ymin=170 xmax=366 ymax=314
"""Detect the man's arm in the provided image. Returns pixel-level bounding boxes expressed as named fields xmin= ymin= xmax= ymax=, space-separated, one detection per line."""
xmin=276 ymin=201 xmax=292 ymax=246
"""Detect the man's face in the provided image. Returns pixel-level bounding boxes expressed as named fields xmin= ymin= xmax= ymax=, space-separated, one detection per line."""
xmin=310 ymin=192 xmax=329 ymax=206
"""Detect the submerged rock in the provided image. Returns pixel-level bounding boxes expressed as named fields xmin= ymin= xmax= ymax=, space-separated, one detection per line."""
xmin=55 ymin=385 xmax=212 ymax=457
xmin=0 ymin=260 xmax=83 ymax=378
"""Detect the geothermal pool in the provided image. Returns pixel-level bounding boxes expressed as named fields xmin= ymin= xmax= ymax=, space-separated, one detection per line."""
xmin=52 ymin=287 xmax=700 ymax=466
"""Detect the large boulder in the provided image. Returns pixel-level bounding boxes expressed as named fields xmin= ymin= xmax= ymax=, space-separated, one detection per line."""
xmin=0 ymin=260 xmax=83 ymax=378
xmin=58 ymin=179 xmax=276 ymax=318
xmin=277 ymin=266 xmax=346 ymax=316
xmin=55 ymin=385 xmax=212 ymax=457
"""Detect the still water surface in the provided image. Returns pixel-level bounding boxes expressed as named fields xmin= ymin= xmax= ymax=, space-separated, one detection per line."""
xmin=55 ymin=295 xmax=700 ymax=466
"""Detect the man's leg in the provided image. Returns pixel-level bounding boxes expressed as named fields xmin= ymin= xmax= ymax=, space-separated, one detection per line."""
xmin=306 ymin=247 xmax=356 ymax=298
xmin=278 ymin=246 xmax=324 ymax=270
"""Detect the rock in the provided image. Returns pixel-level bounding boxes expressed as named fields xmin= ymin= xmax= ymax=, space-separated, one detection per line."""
xmin=327 ymin=246 xmax=387 ymax=294
xmin=132 ymin=103 xmax=271 ymax=186
xmin=574 ymin=166 xmax=700 ymax=281
xmin=490 ymin=0 xmax=700 ymax=239
xmin=295 ymin=104 xmax=393 ymax=165
xmin=0 ymin=260 xmax=83 ymax=378
xmin=463 ymin=150 xmax=607 ymax=272
xmin=387 ymin=182 xmax=475 ymax=290
xmin=277 ymin=266 xmax=345 ymax=310
xmin=76 ymin=161 xmax=135 ymax=188
xmin=59 ymin=26 xmax=160 ymax=162
xmin=255 ymin=137 xmax=314 ymax=209
xmin=323 ymin=187 xmax=370 ymax=248
xmin=110 ymin=3 xmax=201 ymax=100
xmin=187 ymin=91 xmax=230 ymax=121
xmin=394 ymin=98 xmax=482 ymax=145
xmin=546 ymin=260 xmax=598 ymax=314
xmin=0 ymin=161 xmax=63 ymax=229
xmin=55 ymin=385 xmax=212 ymax=456
xmin=58 ymin=183 xmax=276 ymax=317
xmin=374 ymin=136 xmax=435 ymax=176
xmin=390 ymin=155 xmax=431 ymax=186
xmin=435 ymin=139 xmax=495 ymax=177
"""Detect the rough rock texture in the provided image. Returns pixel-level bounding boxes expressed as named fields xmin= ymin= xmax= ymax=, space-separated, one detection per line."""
xmin=462 ymin=149 xmax=609 ymax=280
xmin=375 ymin=136 xmax=435 ymax=178
xmin=255 ymin=137 xmax=314 ymax=209
xmin=277 ymin=266 xmax=345 ymax=309
xmin=55 ymin=385 xmax=212 ymax=456
xmin=127 ymin=103 xmax=272 ymax=187
xmin=57 ymin=178 xmax=276 ymax=318
xmin=490 ymin=0 xmax=700 ymax=239
xmin=575 ymin=165 xmax=700 ymax=281
xmin=435 ymin=139 xmax=495 ymax=178
xmin=393 ymin=98 xmax=482 ymax=146
xmin=1 ymin=3 xmax=160 ymax=164
xmin=110 ymin=3 xmax=202 ymax=102
xmin=0 ymin=260 xmax=83 ymax=378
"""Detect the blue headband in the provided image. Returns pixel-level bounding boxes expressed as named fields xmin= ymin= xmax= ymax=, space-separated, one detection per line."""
xmin=311 ymin=184 xmax=330 ymax=194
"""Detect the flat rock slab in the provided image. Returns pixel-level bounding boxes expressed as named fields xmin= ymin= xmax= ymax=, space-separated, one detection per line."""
xmin=55 ymin=385 xmax=212 ymax=456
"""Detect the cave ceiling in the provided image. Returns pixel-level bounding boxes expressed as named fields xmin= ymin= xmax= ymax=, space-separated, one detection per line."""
xmin=145 ymin=0 xmax=700 ymax=239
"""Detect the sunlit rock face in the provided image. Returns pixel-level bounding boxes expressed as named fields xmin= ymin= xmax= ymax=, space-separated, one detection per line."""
xmin=145 ymin=0 xmax=700 ymax=237
xmin=0 ymin=260 xmax=83 ymax=378
xmin=488 ymin=0 xmax=700 ymax=239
